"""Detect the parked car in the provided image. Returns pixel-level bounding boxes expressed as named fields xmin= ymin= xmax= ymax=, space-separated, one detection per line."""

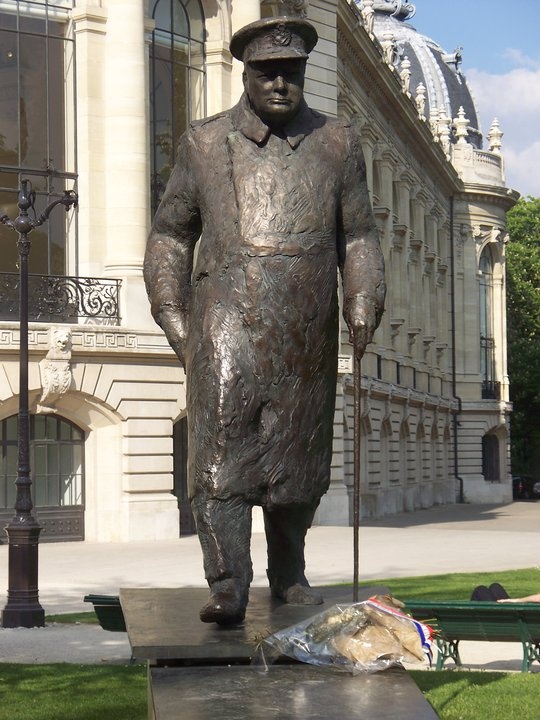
xmin=512 ymin=475 xmax=537 ymax=500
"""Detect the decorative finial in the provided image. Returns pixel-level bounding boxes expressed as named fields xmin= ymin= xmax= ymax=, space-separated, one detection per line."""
xmin=453 ymin=106 xmax=469 ymax=145
xmin=360 ymin=0 xmax=375 ymax=36
xmin=430 ymin=107 xmax=441 ymax=138
xmin=415 ymin=82 xmax=426 ymax=120
xmin=381 ymin=31 xmax=396 ymax=66
xmin=487 ymin=118 xmax=503 ymax=154
xmin=438 ymin=109 xmax=451 ymax=158
xmin=399 ymin=55 xmax=411 ymax=95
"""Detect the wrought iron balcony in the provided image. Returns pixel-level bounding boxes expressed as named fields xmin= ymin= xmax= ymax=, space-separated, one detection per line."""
xmin=0 ymin=272 xmax=121 ymax=325
xmin=482 ymin=380 xmax=501 ymax=400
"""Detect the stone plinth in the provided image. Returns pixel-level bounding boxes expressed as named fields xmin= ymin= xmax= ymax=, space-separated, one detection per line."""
xmin=120 ymin=587 xmax=439 ymax=720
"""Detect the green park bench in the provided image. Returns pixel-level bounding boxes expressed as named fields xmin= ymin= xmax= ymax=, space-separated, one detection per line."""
xmin=83 ymin=594 xmax=126 ymax=632
xmin=405 ymin=600 xmax=540 ymax=672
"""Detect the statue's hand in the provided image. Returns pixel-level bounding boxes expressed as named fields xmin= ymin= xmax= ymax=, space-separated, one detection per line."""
xmin=158 ymin=309 xmax=188 ymax=368
xmin=344 ymin=294 xmax=379 ymax=360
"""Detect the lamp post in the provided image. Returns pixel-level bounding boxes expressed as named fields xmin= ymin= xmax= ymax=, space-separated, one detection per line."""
xmin=1 ymin=179 xmax=78 ymax=628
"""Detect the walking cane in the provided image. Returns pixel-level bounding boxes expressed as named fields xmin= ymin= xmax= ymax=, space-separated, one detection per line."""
xmin=352 ymin=342 xmax=361 ymax=603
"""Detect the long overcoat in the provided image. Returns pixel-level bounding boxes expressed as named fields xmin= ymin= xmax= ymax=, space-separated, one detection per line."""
xmin=144 ymin=94 xmax=385 ymax=509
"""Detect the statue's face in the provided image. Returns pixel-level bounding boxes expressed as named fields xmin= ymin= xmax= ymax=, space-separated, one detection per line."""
xmin=243 ymin=58 xmax=306 ymax=128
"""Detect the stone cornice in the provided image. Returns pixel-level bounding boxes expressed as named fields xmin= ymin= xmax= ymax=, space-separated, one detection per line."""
xmin=72 ymin=5 xmax=108 ymax=33
xmin=342 ymin=374 xmax=456 ymax=413
xmin=0 ymin=324 xmax=176 ymax=358
xmin=456 ymin=184 xmax=520 ymax=211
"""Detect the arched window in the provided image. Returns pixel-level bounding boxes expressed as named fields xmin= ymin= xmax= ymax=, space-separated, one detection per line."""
xmin=149 ymin=0 xmax=205 ymax=215
xmin=415 ymin=423 xmax=425 ymax=484
xmin=0 ymin=414 xmax=85 ymax=541
xmin=479 ymin=246 xmax=499 ymax=398
xmin=482 ymin=433 xmax=500 ymax=483
xmin=0 ymin=0 xmax=77 ymax=276
xmin=379 ymin=419 xmax=392 ymax=488
xmin=430 ymin=423 xmax=438 ymax=483
xmin=399 ymin=422 xmax=408 ymax=483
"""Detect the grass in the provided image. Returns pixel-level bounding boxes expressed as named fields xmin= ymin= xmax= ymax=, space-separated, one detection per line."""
xmin=3 ymin=569 xmax=540 ymax=720
xmin=1 ymin=664 xmax=538 ymax=720
xmin=357 ymin=567 xmax=540 ymax=602
xmin=45 ymin=611 xmax=98 ymax=625
xmin=411 ymin=670 xmax=540 ymax=720
xmin=0 ymin=663 xmax=146 ymax=720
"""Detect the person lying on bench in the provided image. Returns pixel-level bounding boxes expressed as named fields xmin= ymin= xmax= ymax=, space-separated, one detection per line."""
xmin=498 ymin=592 xmax=540 ymax=603
xmin=471 ymin=583 xmax=509 ymax=601
xmin=471 ymin=583 xmax=540 ymax=602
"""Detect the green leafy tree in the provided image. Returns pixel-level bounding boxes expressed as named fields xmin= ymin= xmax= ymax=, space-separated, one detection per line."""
xmin=505 ymin=196 xmax=540 ymax=474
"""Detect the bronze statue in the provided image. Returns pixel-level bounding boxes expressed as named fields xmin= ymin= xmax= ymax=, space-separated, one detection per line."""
xmin=144 ymin=17 xmax=386 ymax=625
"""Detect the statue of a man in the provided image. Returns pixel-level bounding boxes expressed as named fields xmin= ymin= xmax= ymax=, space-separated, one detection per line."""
xmin=144 ymin=17 xmax=386 ymax=625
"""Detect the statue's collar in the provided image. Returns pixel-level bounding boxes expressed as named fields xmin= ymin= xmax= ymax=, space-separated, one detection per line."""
xmin=231 ymin=93 xmax=319 ymax=149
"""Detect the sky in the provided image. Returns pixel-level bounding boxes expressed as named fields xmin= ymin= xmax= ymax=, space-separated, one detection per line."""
xmin=407 ymin=0 xmax=540 ymax=198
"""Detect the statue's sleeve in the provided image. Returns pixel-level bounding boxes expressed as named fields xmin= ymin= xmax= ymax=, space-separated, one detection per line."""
xmin=337 ymin=124 xmax=386 ymax=342
xmin=143 ymin=130 xmax=202 ymax=328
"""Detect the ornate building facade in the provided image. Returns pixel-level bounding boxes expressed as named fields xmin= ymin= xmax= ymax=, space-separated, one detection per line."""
xmin=0 ymin=0 xmax=518 ymax=542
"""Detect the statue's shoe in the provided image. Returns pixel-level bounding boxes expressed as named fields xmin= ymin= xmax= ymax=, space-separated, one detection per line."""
xmin=272 ymin=582 xmax=324 ymax=605
xmin=199 ymin=589 xmax=247 ymax=625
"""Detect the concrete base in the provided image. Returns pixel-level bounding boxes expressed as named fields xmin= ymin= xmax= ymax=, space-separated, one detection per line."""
xmin=120 ymin=587 xmax=439 ymax=720
xmin=462 ymin=476 xmax=513 ymax=504
xmin=149 ymin=665 xmax=439 ymax=720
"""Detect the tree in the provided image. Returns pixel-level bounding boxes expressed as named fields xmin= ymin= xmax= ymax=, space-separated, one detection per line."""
xmin=505 ymin=196 xmax=540 ymax=474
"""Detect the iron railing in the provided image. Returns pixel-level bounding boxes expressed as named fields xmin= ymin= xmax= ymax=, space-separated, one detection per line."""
xmin=0 ymin=273 xmax=121 ymax=325
xmin=482 ymin=380 xmax=501 ymax=400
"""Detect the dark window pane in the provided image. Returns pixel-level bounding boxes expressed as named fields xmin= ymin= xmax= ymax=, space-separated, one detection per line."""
xmin=6 ymin=445 xmax=17 ymax=476
xmin=0 ymin=11 xmax=16 ymax=29
xmin=6 ymin=472 xmax=16 ymax=507
xmin=47 ymin=37 xmax=66 ymax=171
xmin=48 ymin=443 xmax=59 ymax=475
xmin=19 ymin=33 xmax=47 ymax=168
xmin=18 ymin=7 xmax=46 ymax=35
xmin=59 ymin=420 xmax=71 ymax=440
xmin=150 ymin=0 xmax=205 ymax=215
xmin=153 ymin=0 xmax=171 ymax=29
xmin=5 ymin=416 xmax=17 ymax=438
xmin=185 ymin=0 xmax=204 ymax=41
xmin=0 ymin=225 xmax=19 ymax=273
xmin=0 ymin=29 xmax=19 ymax=166
xmin=172 ymin=0 xmax=189 ymax=37
xmin=33 ymin=415 xmax=47 ymax=440
xmin=172 ymin=61 xmax=188 ymax=149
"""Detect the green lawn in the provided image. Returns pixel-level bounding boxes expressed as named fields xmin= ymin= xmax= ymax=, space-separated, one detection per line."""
xmin=357 ymin=567 xmax=540 ymax=602
xmin=3 ymin=568 xmax=540 ymax=720
xmin=1 ymin=663 xmax=539 ymax=720
xmin=45 ymin=611 xmax=98 ymax=625
xmin=411 ymin=670 xmax=540 ymax=720
xmin=0 ymin=663 xmax=147 ymax=720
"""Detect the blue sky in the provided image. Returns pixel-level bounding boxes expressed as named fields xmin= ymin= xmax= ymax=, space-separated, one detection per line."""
xmin=407 ymin=1 xmax=540 ymax=197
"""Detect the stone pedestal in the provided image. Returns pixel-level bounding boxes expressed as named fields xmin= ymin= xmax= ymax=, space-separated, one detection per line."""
xmin=120 ymin=587 xmax=439 ymax=719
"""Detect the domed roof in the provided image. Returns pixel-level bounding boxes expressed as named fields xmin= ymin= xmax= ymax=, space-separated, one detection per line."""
xmin=364 ymin=1 xmax=482 ymax=148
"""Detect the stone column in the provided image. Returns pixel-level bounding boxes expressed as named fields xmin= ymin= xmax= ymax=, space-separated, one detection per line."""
xmin=103 ymin=0 xmax=154 ymax=326
xmin=230 ymin=0 xmax=261 ymax=103
xmin=72 ymin=4 xmax=108 ymax=279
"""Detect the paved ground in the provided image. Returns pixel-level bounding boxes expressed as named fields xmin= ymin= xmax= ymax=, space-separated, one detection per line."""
xmin=1 ymin=500 xmax=539 ymax=669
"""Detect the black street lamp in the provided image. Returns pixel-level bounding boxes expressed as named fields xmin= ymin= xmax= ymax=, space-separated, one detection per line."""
xmin=1 ymin=179 xmax=78 ymax=628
